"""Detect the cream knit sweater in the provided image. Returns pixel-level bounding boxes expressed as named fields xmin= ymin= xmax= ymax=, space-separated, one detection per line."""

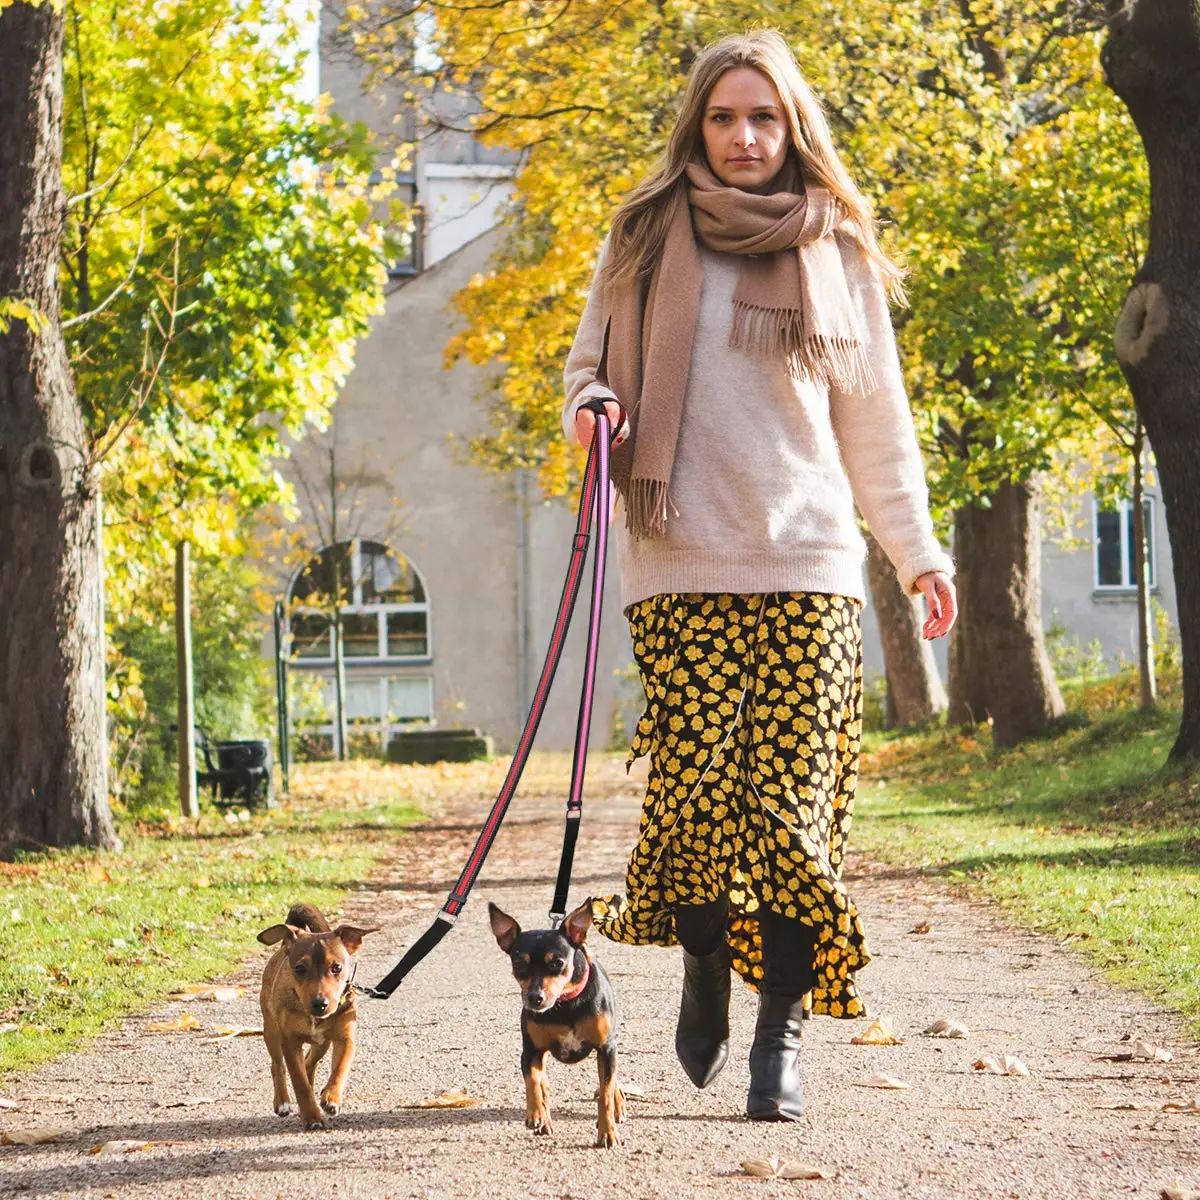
xmin=562 ymin=235 xmax=954 ymax=613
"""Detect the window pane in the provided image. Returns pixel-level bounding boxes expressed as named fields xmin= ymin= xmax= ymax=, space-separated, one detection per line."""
xmin=346 ymin=678 xmax=383 ymax=721
xmin=341 ymin=612 xmax=380 ymax=658
xmin=387 ymin=676 xmax=432 ymax=722
xmin=387 ymin=611 xmax=428 ymax=657
xmin=1096 ymin=508 xmax=1122 ymax=586
xmin=361 ymin=541 xmax=426 ymax=604
xmin=291 ymin=543 xmax=353 ymax=606
xmin=290 ymin=612 xmax=330 ymax=659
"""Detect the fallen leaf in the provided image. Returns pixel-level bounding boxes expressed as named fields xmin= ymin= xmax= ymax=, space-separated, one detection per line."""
xmin=973 ymin=1054 xmax=1029 ymax=1077
xmin=741 ymin=1157 xmax=781 ymax=1179
xmin=1132 ymin=1040 xmax=1174 ymax=1063
xmin=151 ymin=1096 xmax=218 ymax=1109
xmin=851 ymin=1016 xmax=904 ymax=1046
xmin=924 ymin=1017 xmax=970 ymax=1039
xmin=401 ymin=1088 xmax=480 ymax=1109
xmin=1162 ymin=1189 xmax=1200 ymax=1200
xmin=1 ymin=1127 xmax=68 ymax=1145
xmin=145 ymin=1013 xmax=201 ymax=1034
xmin=1162 ymin=1097 xmax=1200 ymax=1114
xmin=0 ymin=1098 xmax=19 ymax=1110
xmin=909 ymin=920 xmax=932 ymax=934
xmin=1094 ymin=1100 xmax=1155 ymax=1110
xmin=166 ymin=986 xmax=246 ymax=1003
xmin=738 ymin=1156 xmax=829 ymax=1180
xmin=200 ymin=1026 xmax=263 ymax=1043
xmin=89 ymin=1140 xmax=152 ymax=1156
xmin=862 ymin=1074 xmax=911 ymax=1090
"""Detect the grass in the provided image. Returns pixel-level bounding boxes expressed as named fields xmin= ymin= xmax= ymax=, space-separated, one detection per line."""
xmin=0 ymin=761 xmax=432 ymax=1080
xmin=855 ymin=669 xmax=1200 ymax=1033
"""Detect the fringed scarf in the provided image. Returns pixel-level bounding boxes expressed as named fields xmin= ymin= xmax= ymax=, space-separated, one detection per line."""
xmin=602 ymin=158 xmax=877 ymax=540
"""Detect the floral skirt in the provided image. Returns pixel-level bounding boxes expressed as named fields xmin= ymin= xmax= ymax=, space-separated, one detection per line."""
xmin=593 ymin=592 xmax=869 ymax=1018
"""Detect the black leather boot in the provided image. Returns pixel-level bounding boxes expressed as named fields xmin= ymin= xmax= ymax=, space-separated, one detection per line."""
xmin=746 ymin=991 xmax=805 ymax=1121
xmin=675 ymin=943 xmax=732 ymax=1088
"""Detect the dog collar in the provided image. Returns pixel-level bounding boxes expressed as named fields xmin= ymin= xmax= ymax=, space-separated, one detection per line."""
xmin=556 ymin=950 xmax=591 ymax=1004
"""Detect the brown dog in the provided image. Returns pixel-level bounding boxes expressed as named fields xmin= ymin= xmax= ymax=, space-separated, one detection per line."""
xmin=257 ymin=903 xmax=380 ymax=1129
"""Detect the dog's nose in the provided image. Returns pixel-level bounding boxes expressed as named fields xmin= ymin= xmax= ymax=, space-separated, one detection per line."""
xmin=311 ymin=995 xmax=329 ymax=1015
xmin=526 ymin=990 xmax=545 ymax=1008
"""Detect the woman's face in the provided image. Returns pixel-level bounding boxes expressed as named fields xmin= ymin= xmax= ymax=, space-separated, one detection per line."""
xmin=701 ymin=66 xmax=790 ymax=191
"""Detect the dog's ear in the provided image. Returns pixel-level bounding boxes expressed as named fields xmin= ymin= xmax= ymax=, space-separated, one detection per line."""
xmin=488 ymin=902 xmax=521 ymax=953
xmin=561 ymin=899 xmax=594 ymax=948
xmin=333 ymin=924 xmax=381 ymax=955
xmin=258 ymin=923 xmax=301 ymax=946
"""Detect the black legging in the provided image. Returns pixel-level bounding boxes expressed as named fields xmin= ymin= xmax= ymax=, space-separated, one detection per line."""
xmin=674 ymin=897 xmax=817 ymax=998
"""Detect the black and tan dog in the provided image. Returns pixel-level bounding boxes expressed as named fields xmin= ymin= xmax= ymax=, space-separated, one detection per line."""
xmin=257 ymin=903 xmax=380 ymax=1130
xmin=488 ymin=898 xmax=626 ymax=1147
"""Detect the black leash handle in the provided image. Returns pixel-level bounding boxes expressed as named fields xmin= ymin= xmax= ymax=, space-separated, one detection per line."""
xmin=361 ymin=403 xmax=617 ymax=999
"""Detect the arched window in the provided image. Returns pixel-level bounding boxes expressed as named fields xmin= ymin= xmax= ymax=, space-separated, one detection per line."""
xmin=287 ymin=540 xmax=431 ymax=663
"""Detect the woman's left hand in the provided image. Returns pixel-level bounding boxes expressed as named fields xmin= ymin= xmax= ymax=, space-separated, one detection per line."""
xmin=915 ymin=572 xmax=957 ymax=640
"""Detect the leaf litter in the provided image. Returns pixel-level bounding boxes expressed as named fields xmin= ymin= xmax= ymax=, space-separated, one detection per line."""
xmin=851 ymin=1016 xmax=904 ymax=1046
xmin=145 ymin=1013 xmax=201 ymax=1034
xmin=401 ymin=1088 xmax=481 ymax=1109
xmin=924 ymin=1017 xmax=970 ymax=1039
xmin=740 ymin=1156 xmax=830 ymax=1180
xmin=973 ymin=1054 xmax=1029 ymax=1077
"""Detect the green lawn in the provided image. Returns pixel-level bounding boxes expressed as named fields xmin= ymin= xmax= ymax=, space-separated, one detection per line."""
xmin=0 ymin=762 xmax=428 ymax=1079
xmin=854 ymin=672 xmax=1200 ymax=1032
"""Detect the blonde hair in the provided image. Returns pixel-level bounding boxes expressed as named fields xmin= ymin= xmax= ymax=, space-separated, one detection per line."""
xmin=606 ymin=29 xmax=905 ymax=301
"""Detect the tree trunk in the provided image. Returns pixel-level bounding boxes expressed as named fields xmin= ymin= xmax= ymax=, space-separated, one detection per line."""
xmin=0 ymin=3 xmax=117 ymax=852
xmin=864 ymin=529 xmax=947 ymax=727
xmin=1104 ymin=0 xmax=1200 ymax=758
xmin=947 ymin=482 xmax=1066 ymax=749
xmin=1131 ymin=423 xmax=1157 ymax=710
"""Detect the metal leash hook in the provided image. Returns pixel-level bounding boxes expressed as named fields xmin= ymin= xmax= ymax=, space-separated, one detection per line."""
xmin=363 ymin=401 xmax=620 ymax=998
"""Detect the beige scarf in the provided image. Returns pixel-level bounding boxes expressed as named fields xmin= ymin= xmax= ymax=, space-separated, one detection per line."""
xmin=602 ymin=158 xmax=877 ymax=540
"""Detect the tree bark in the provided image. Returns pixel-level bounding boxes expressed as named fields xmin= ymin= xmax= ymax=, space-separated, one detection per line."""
xmin=1104 ymin=0 xmax=1200 ymax=758
xmin=947 ymin=482 xmax=1066 ymax=749
xmin=0 ymin=2 xmax=117 ymax=851
xmin=864 ymin=529 xmax=947 ymax=727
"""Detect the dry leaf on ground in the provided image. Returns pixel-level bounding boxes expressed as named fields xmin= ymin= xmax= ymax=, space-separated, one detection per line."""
xmin=1132 ymin=1040 xmax=1174 ymax=1063
xmin=1 ymin=1127 xmax=68 ymax=1145
xmin=167 ymin=986 xmax=247 ymax=1003
xmin=924 ymin=1017 xmax=970 ymax=1039
xmin=740 ymin=1156 xmax=830 ymax=1180
xmin=862 ymin=1074 xmax=911 ymax=1090
xmin=1162 ymin=1188 xmax=1200 ymax=1200
xmin=851 ymin=1016 xmax=904 ymax=1046
xmin=401 ymin=1088 xmax=480 ymax=1109
xmin=0 ymin=1098 xmax=19 ymax=1110
xmin=973 ymin=1054 xmax=1029 ymax=1077
xmin=89 ymin=1140 xmax=153 ymax=1156
xmin=909 ymin=920 xmax=932 ymax=935
xmin=200 ymin=1026 xmax=263 ymax=1044
xmin=1162 ymin=1098 xmax=1200 ymax=1114
xmin=145 ymin=1013 xmax=201 ymax=1034
xmin=151 ymin=1096 xmax=218 ymax=1109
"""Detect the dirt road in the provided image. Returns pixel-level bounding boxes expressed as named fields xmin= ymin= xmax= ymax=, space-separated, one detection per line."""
xmin=1 ymin=756 xmax=1196 ymax=1199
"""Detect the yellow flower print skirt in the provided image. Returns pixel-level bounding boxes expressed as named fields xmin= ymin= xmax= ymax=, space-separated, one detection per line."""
xmin=593 ymin=592 xmax=869 ymax=1019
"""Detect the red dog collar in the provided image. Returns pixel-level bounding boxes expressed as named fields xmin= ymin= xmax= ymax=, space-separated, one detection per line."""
xmin=557 ymin=951 xmax=591 ymax=1004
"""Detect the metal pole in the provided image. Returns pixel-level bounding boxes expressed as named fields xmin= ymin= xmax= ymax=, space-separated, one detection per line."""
xmin=175 ymin=541 xmax=198 ymax=818
xmin=274 ymin=600 xmax=290 ymax=795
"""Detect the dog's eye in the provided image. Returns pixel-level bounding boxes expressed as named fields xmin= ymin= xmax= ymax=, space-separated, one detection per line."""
xmin=548 ymin=957 xmax=565 ymax=973
xmin=330 ymin=963 xmax=342 ymax=976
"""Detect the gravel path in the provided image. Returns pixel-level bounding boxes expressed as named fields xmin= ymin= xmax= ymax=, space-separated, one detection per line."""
xmin=1 ymin=756 xmax=1198 ymax=1199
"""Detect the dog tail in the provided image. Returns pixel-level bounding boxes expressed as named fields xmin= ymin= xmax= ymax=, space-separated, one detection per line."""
xmin=286 ymin=903 xmax=330 ymax=934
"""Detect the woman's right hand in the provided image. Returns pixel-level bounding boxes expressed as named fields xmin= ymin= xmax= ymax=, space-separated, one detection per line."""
xmin=574 ymin=399 xmax=626 ymax=449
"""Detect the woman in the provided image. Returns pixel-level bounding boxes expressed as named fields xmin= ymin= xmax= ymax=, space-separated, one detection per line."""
xmin=562 ymin=29 xmax=957 ymax=1122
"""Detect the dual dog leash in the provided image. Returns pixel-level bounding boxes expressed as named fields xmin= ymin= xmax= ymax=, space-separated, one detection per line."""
xmin=360 ymin=401 xmax=618 ymax=1000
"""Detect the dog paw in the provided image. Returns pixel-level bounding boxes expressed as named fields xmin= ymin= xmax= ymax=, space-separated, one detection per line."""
xmin=596 ymin=1124 xmax=622 ymax=1149
xmin=320 ymin=1098 xmax=340 ymax=1116
xmin=275 ymin=1103 xmax=292 ymax=1118
xmin=301 ymin=1113 xmax=330 ymax=1131
xmin=526 ymin=1111 xmax=553 ymax=1136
